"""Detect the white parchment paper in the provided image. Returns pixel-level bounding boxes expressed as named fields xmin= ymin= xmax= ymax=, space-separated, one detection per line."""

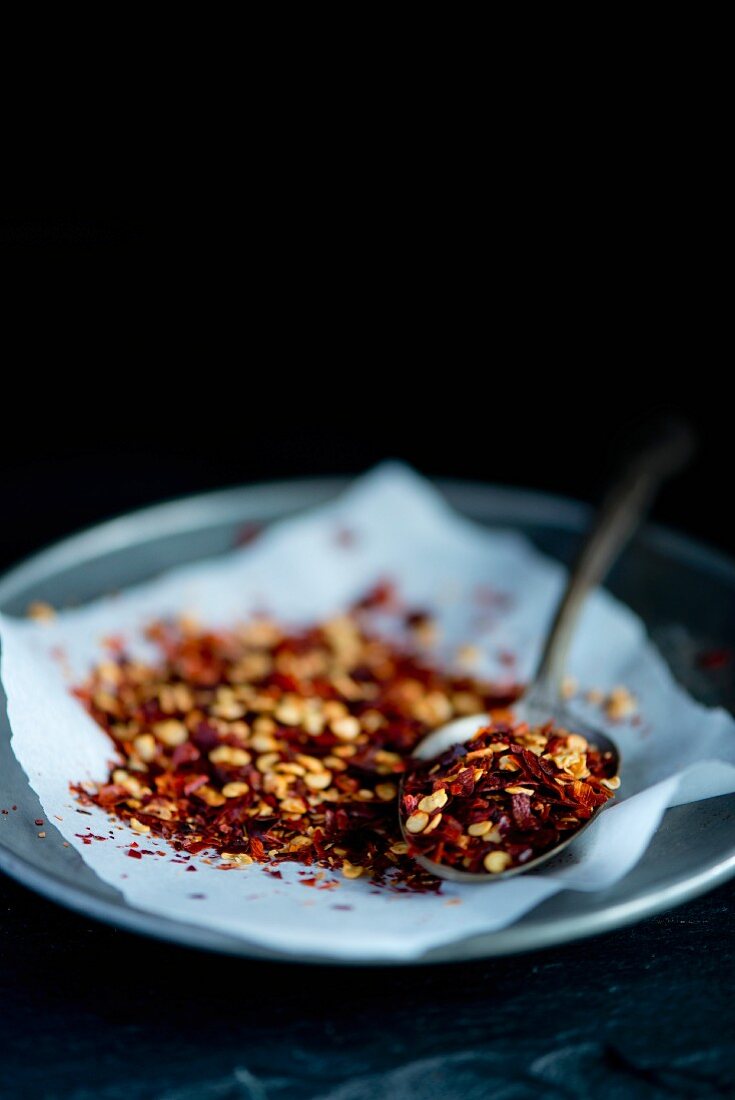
xmin=2 ymin=464 xmax=735 ymax=961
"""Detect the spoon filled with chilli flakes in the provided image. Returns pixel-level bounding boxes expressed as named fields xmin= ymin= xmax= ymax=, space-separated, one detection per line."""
xmin=400 ymin=422 xmax=694 ymax=882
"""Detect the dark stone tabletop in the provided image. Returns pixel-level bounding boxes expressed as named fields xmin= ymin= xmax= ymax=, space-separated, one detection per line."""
xmin=1 ymin=867 xmax=733 ymax=1099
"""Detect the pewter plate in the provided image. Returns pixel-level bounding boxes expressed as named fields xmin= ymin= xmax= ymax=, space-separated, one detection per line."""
xmin=1 ymin=478 xmax=734 ymax=965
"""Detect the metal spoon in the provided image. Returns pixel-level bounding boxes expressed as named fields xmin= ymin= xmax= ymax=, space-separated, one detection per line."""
xmin=401 ymin=422 xmax=694 ymax=882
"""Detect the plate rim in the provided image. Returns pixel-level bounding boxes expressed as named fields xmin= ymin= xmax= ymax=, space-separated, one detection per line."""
xmin=2 ymin=476 xmax=735 ymax=965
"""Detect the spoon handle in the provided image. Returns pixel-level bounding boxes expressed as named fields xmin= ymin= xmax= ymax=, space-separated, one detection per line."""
xmin=529 ymin=420 xmax=694 ymax=705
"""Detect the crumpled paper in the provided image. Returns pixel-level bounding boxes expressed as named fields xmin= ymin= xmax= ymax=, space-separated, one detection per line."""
xmin=2 ymin=464 xmax=735 ymax=961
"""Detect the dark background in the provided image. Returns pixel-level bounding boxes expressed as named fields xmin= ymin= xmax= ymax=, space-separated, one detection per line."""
xmin=0 ymin=216 xmax=729 ymax=571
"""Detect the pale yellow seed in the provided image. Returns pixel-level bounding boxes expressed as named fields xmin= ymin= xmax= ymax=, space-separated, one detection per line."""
xmin=304 ymin=771 xmax=332 ymax=791
xmin=498 ymin=755 xmax=521 ymax=771
xmin=295 ymin=754 xmax=325 ymax=773
xmin=331 ymin=716 xmax=361 ymax=741
xmin=27 ymin=601 xmax=56 ymax=621
xmin=411 ymin=619 xmax=438 ymax=647
xmin=561 ymin=676 xmax=578 ymax=700
xmin=551 ymin=750 xmax=590 ymax=779
xmin=264 ymin=774 xmax=294 ymax=798
xmin=303 ymin=711 xmax=326 ymax=735
xmin=221 ymin=852 xmax=253 ymax=866
xmin=227 ymin=721 xmax=251 ymax=743
xmin=375 ymin=783 xmax=398 ymax=801
xmin=133 ymin=734 xmax=157 ymax=763
xmin=250 ymin=732 xmax=278 ymax=753
xmin=275 ymin=700 xmax=304 ymax=726
xmin=333 ymin=744 xmax=357 ymax=760
xmin=453 ymin=691 xmax=483 ymax=715
xmin=468 ymin=820 xmax=492 ymax=837
xmin=209 ymin=745 xmax=251 ymax=766
xmin=342 ymin=860 xmax=364 ymax=879
xmin=173 ymin=684 xmax=194 ymax=710
xmin=129 ymin=817 xmax=150 ymax=834
xmin=97 ymin=661 xmax=122 ymax=685
xmin=153 ymin=720 xmax=188 ymax=747
xmin=406 ymin=811 xmax=430 ymax=834
xmin=601 ymin=775 xmax=621 ymax=790
xmin=423 ymin=812 xmax=442 ymax=834
xmin=196 ymin=785 xmax=227 ymax=807
xmin=418 ymin=788 xmax=448 ymax=814
xmin=113 ymin=770 xmax=148 ymax=798
xmin=222 ymin=781 xmax=250 ymax=798
xmin=323 ymin=754 xmax=347 ymax=771
xmin=484 ymin=850 xmax=512 ymax=873
xmin=466 ymin=747 xmax=496 ymax=759
xmin=605 ymin=686 xmax=637 ymax=720
xmin=94 ymin=691 xmax=121 ymax=716
xmin=456 ymin=644 xmax=480 ymax=667
xmin=251 ymin=694 xmax=277 ymax=713
xmin=212 ymin=701 xmax=246 ymax=720
xmin=256 ymin=752 xmax=280 ymax=773
xmin=361 ymin=710 xmax=386 ymax=733
xmin=288 ymin=836 xmax=312 ymax=851
xmin=280 ymin=797 xmax=307 ymax=815
xmin=276 ymin=762 xmax=306 ymax=776
xmin=412 ymin=691 xmax=452 ymax=725
xmin=505 ymin=785 xmax=534 ymax=795
xmin=390 ymin=841 xmax=409 ymax=855
xmin=323 ymin=700 xmax=348 ymax=722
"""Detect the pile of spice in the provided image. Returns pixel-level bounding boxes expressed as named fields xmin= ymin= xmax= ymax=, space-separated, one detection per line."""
xmin=401 ymin=722 xmax=620 ymax=875
xmin=72 ymin=587 xmax=520 ymax=891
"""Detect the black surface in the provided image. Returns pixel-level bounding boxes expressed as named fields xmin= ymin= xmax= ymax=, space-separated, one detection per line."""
xmin=1 ymin=869 xmax=733 ymax=1098
xmin=2 ymin=217 xmax=733 ymax=1095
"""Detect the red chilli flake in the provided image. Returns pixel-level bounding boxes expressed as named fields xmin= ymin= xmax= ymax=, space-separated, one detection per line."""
xmin=71 ymin=592 xmax=521 ymax=891
xmin=234 ymin=523 xmax=263 ymax=549
xmin=401 ymin=721 xmax=620 ymax=875
xmin=697 ymin=647 xmax=732 ymax=671
xmin=334 ymin=526 xmax=358 ymax=549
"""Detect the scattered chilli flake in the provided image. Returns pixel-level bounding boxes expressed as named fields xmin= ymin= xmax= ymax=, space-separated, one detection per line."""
xmin=334 ymin=526 xmax=358 ymax=548
xmin=71 ymin=591 xmax=521 ymax=892
xmin=234 ymin=523 xmax=263 ymax=548
xmin=697 ymin=647 xmax=732 ymax=670
xmin=75 ymin=831 xmax=108 ymax=845
xmin=401 ymin=721 xmax=620 ymax=875
xmin=563 ymin=680 xmax=641 ymax=724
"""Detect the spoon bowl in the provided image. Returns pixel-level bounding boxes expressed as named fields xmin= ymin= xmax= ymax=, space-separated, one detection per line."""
xmin=402 ymin=704 xmax=621 ymax=884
